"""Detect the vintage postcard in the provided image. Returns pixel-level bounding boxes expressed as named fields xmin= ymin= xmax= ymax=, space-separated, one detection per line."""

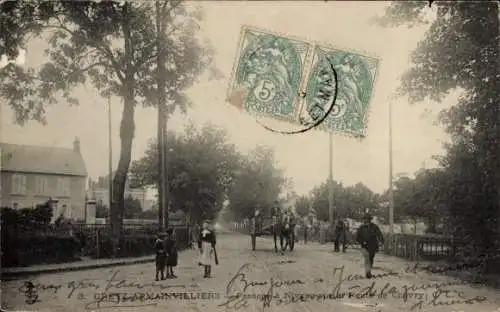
xmin=1 ymin=1 xmax=499 ymax=312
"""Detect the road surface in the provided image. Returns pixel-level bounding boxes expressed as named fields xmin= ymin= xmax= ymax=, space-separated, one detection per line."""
xmin=2 ymin=233 xmax=499 ymax=312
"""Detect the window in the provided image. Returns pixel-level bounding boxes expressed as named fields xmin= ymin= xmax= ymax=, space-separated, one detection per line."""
xmin=35 ymin=176 xmax=49 ymax=195
xmin=11 ymin=174 xmax=27 ymax=195
xmin=57 ymin=177 xmax=70 ymax=197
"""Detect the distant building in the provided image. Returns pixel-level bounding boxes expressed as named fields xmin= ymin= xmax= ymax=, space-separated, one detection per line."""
xmin=87 ymin=173 xmax=147 ymax=210
xmin=0 ymin=138 xmax=88 ymax=222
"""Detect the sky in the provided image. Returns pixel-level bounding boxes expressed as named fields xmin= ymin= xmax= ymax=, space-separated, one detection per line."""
xmin=1 ymin=1 xmax=458 ymax=197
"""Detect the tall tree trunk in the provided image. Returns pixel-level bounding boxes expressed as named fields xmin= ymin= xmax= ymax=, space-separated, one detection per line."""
xmin=110 ymin=93 xmax=135 ymax=256
xmin=109 ymin=2 xmax=136 ymax=257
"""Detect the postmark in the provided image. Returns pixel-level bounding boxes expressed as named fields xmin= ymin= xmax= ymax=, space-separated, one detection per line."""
xmin=228 ymin=26 xmax=380 ymax=136
xmin=303 ymin=45 xmax=379 ymax=137
xmin=230 ymin=26 xmax=311 ymax=124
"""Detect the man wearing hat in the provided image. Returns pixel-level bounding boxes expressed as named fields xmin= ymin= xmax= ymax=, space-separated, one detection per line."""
xmin=334 ymin=218 xmax=347 ymax=253
xmin=356 ymin=213 xmax=384 ymax=278
xmin=198 ymin=219 xmax=217 ymax=278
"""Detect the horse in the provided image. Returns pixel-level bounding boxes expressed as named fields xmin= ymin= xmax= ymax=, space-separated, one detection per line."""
xmin=250 ymin=208 xmax=296 ymax=253
xmin=276 ymin=212 xmax=296 ymax=253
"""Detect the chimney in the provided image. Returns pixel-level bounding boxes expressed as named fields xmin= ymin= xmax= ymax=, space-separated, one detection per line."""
xmin=73 ymin=137 xmax=81 ymax=153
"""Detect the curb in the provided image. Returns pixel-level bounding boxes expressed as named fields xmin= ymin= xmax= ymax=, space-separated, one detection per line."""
xmin=1 ymin=257 xmax=155 ymax=280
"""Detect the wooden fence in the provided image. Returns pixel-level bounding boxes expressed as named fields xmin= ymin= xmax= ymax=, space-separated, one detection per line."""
xmin=382 ymin=233 xmax=464 ymax=262
xmin=231 ymin=221 xmax=463 ymax=262
xmin=73 ymin=224 xmax=190 ymax=259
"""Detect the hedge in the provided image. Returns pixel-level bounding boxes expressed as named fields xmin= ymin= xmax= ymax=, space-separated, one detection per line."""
xmin=1 ymin=226 xmax=190 ymax=267
xmin=2 ymin=234 xmax=82 ymax=267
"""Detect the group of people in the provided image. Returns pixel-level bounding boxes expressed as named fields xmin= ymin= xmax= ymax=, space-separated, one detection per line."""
xmin=155 ymin=213 xmax=384 ymax=281
xmin=154 ymin=220 xmax=217 ymax=281
xmin=154 ymin=228 xmax=178 ymax=280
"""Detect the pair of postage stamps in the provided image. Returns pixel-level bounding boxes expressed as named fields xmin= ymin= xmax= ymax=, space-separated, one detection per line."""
xmin=227 ymin=26 xmax=380 ymax=137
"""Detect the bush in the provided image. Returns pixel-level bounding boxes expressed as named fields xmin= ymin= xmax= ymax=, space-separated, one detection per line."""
xmin=2 ymin=234 xmax=81 ymax=267
xmin=1 ymin=202 xmax=53 ymax=231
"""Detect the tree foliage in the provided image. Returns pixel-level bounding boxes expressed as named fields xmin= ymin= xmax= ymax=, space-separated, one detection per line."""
xmin=383 ymin=169 xmax=449 ymax=233
xmin=1 ymin=0 xmax=217 ymax=253
xmin=310 ymin=181 xmax=379 ymax=222
xmin=131 ymin=123 xmax=242 ymax=223
xmin=378 ymin=1 xmax=500 ymax=266
xmin=95 ymin=196 xmax=150 ymax=219
xmin=1 ymin=1 xmax=214 ymax=121
xmin=227 ymin=145 xmax=286 ymax=221
xmin=130 ymin=127 xmax=287 ymax=223
xmin=295 ymin=195 xmax=311 ymax=217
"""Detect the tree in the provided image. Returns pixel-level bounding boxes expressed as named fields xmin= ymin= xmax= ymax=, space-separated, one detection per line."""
xmin=310 ymin=180 xmax=346 ymax=221
xmin=345 ymin=183 xmax=378 ymax=219
xmin=130 ymin=123 xmax=241 ymax=224
xmin=295 ymin=195 xmax=311 ymax=217
xmin=1 ymin=1 xmax=216 ymax=254
xmin=124 ymin=195 xmax=142 ymax=219
xmin=391 ymin=175 xmax=416 ymax=223
xmin=379 ymin=2 xmax=500 ymax=270
xmin=227 ymin=145 xmax=286 ymax=220
xmin=310 ymin=180 xmax=379 ymax=221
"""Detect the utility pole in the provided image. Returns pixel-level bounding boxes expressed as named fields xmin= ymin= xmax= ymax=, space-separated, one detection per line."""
xmin=108 ymin=97 xmax=113 ymax=221
xmin=388 ymin=100 xmax=394 ymax=234
xmin=328 ymin=133 xmax=334 ymax=226
xmin=164 ymin=136 xmax=170 ymax=230
xmin=156 ymin=0 xmax=168 ymax=230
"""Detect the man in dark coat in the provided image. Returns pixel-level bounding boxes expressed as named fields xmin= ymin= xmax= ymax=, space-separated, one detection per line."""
xmin=334 ymin=219 xmax=347 ymax=252
xmin=356 ymin=213 xmax=384 ymax=278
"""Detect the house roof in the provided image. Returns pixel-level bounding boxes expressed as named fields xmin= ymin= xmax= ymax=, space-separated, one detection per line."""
xmin=0 ymin=142 xmax=87 ymax=176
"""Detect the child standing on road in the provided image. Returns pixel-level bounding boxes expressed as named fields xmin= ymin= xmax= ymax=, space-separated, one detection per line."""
xmin=165 ymin=228 xmax=178 ymax=278
xmin=154 ymin=231 xmax=167 ymax=281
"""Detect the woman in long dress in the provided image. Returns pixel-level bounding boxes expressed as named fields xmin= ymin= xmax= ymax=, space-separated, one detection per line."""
xmin=198 ymin=220 xmax=216 ymax=278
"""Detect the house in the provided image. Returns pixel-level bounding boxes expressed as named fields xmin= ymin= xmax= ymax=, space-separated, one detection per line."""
xmin=0 ymin=138 xmax=88 ymax=222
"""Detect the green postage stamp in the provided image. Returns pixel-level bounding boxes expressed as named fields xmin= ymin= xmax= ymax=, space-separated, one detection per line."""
xmin=230 ymin=27 xmax=311 ymax=123
xmin=228 ymin=26 xmax=380 ymax=137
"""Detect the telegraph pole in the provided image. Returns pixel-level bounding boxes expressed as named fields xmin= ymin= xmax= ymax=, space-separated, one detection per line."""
xmin=328 ymin=133 xmax=334 ymax=226
xmin=388 ymin=100 xmax=394 ymax=234
xmin=156 ymin=0 xmax=168 ymax=230
xmin=108 ymin=97 xmax=113 ymax=218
